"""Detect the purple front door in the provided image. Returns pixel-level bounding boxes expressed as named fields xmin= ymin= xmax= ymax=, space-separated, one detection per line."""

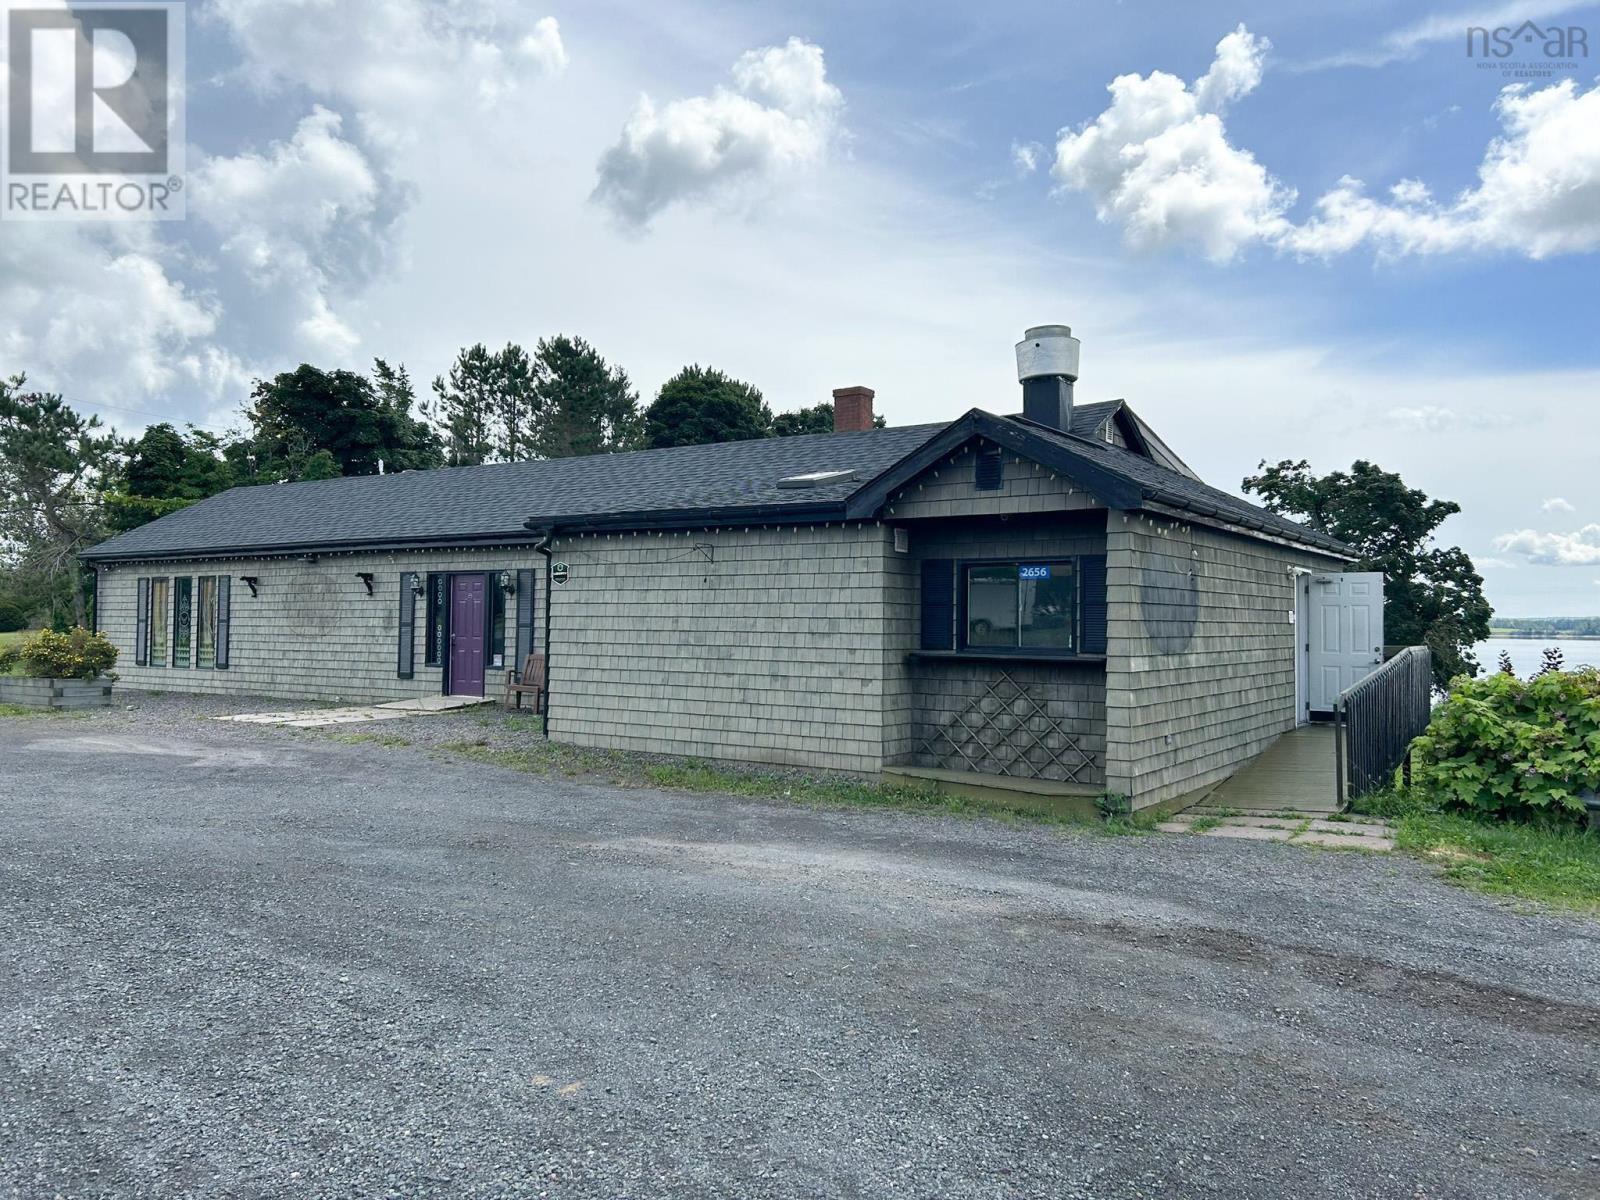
xmin=448 ymin=574 xmax=487 ymax=696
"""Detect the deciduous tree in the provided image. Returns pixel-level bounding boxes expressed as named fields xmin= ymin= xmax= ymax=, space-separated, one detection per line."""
xmin=1243 ymin=459 xmax=1493 ymax=687
xmin=644 ymin=365 xmax=771 ymax=449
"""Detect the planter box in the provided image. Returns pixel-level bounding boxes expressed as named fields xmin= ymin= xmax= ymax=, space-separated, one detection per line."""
xmin=0 ymin=676 xmax=114 ymax=709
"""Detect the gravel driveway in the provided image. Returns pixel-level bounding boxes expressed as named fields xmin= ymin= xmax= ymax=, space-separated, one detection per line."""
xmin=2 ymin=696 xmax=1597 ymax=1199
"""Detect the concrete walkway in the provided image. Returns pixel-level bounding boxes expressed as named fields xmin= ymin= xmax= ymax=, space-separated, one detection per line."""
xmin=213 ymin=695 xmax=493 ymax=728
xmin=1158 ymin=810 xmax=1395 ymax=852
xmin=1196 ymin=724 xmax=1339 ymax=815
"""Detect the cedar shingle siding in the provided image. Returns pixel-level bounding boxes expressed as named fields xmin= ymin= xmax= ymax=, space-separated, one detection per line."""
xmin=1103 ymin=512 xmax=1344 ymax=807
xmin=97 ymin=550 xmax=543 ymax=704
xmin=547 ymin=525 xmax=900 ymax=774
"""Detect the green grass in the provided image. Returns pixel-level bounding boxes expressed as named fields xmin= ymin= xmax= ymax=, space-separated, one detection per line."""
xmin=0 ymin=702 xmax=83 ymax=719
xmin=330 ymin=730 xmax=411 ymax=748
xmin=1353 ymin=789 xmax=1600 ymax=913
xmin=1189 ymin=815 xmax=1224 ymax=833
xmin=435 ymin=737 xmax=1144 ymax=831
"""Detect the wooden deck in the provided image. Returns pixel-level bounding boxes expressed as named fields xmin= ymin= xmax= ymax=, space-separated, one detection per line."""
xmin=1189 ymin=725 xmax=1339 ymax=815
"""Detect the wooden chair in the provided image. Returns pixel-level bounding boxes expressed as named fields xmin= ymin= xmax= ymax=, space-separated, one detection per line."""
xmin=504 ymin=652 xmax=545 ymax=712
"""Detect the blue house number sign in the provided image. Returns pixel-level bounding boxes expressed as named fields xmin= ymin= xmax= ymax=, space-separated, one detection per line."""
xmin=1018 ymin=565 xmax=1051 ymax=580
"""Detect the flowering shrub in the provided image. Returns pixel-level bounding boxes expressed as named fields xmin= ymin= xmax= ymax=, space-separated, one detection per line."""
xmin=1410 ymin=668 xmax=1600 ymax=827
xmin=17 ymin=626 xmax=119 ymax=680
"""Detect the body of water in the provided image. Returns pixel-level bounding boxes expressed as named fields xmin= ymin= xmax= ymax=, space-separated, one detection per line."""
xmin=1472 ymin=637 xmax=1600 ymax=678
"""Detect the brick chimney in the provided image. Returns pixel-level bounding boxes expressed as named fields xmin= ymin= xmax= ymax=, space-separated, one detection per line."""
xmin=832 ymin=386 xmax=875 ymax=433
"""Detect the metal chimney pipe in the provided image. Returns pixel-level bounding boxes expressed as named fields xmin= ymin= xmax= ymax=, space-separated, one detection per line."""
xmin=1015 ymin=325 xmax=1080 ymax=433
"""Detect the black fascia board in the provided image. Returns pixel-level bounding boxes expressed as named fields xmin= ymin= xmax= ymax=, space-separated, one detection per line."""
xmin=78 ymin=528 xmax=552 ymax=565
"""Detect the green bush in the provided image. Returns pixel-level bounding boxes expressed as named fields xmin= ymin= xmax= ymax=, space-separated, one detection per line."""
xmin=17 ymin=626 xmax=119 ymax=680
xmin=1410 ymin=668 xmax=1600 ymax=828
xmin=0 ymin=643 xmax=19 ymax=674
xmin=0 ymin=600 xmax=26 ymax=632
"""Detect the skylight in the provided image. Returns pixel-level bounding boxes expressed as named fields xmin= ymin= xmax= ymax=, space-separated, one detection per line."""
xmin=776 ymin=469 xmax=858 ymax=489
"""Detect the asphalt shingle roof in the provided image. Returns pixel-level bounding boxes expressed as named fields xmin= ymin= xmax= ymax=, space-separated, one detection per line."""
xmin=81 ymin=402 xmax=1345 ymax=562
xmin=81 ymin=423 xmax=949 ymax=561
xmin=1019 ymin=419 xmax=1351 ymax=555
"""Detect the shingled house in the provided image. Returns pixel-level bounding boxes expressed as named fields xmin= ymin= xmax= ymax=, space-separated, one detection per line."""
xmin=83 ymin=326 xmax=1378 ymax=812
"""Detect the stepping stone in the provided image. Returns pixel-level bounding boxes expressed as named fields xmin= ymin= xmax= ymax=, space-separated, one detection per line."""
xmin=1291 ymin=830 xmax=1395 ymax=852
xmin=1201 ymin=824 xmax=1296 ymax=842
xmin=1303 ymin=818 xmax=1392 ymax=837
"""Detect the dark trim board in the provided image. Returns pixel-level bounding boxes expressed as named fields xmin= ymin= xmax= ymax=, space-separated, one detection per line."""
xmin=81 ymin=530 xmax=553 ymax=565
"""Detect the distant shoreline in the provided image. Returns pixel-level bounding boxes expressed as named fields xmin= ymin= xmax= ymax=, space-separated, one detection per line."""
xmin=1486 ymin=632 xmax=1600 ymax=641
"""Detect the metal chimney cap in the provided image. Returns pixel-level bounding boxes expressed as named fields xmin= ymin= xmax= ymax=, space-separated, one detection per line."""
xmin=1015 ymin=325 xmax=1081 ymax=383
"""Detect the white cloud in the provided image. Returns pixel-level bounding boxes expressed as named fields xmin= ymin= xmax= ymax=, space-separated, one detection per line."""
xmin=1011 ymin=140 xmax=1044 ymax=175
xmin=1051 ymin=26 xmax=1600 ymax=262
xmin=206 ymin=0 xmax=566 ymax=146
xmin=1283 ymin=79 xmax=1600 ymax=259
xmin=191 ymin=106 xmax=405 ymax=360
xmin=1543 ymin=497 xmax=1575 ymax=513
xmin=592 ymin=37 xmax=844 ymax=228
xmin=1382 ymin=405 xmax=1514 ymax=432
xmin=1475 ymin=557 xmax=1519 ymax=569
xmin=1493 ymin=524 xmax=1600 ymax=565
xmin=1051 ymin=26 xmax=1293 ymax=263
xmin=1298 ymin=1 xmax=1590 ymax=70
xmin=0 ymin=223 xmax=224 ymax=410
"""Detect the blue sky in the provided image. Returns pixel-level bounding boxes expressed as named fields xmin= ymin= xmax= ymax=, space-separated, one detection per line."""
xmin=4 ymin=0 xmax=1599 ymax=616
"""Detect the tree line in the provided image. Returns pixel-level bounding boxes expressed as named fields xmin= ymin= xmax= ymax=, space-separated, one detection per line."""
xmin=0 ymin=336 xmax=872 ymax=630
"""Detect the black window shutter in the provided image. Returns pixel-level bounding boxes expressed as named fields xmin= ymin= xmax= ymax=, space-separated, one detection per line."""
xmin=919 ymin=559 xmax=955 ymax=651
xmin=135 ymin=577 xmax=150 ymax=666
xmin=1080 ymin=554 xmax=1108 ymax=655
xmin=514 ymin=568 xmax=535 ymax=667
xmin=424 ymin=573 xmax=444 ymax=666
xmin=398 ymin=573 xmax=417 ymax=679
xmin=214 ymin=575 xmax=231 ymax=669
xmin=975 ymin=447 xmax=1004 ymax=491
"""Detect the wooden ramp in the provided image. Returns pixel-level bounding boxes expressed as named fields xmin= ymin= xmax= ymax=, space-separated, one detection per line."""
xmin=1190 ymin=725 xmax=1339 ymax=815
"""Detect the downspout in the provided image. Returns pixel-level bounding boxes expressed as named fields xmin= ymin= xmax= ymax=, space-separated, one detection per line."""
xmin=533 ymin=529 xmax=554 ymax=739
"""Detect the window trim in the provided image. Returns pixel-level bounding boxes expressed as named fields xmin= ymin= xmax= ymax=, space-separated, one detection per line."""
xmin=172 ymin=576 xmax=192 ymax=668
xmin=145 ymin=576 xmax=170 ymax=668
xmin=196 ymin=575 xmax=218 ymax=669
xmin=956 ymin=556 xmax=1085 ymax=658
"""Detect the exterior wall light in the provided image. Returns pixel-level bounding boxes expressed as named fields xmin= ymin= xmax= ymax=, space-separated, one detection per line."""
xmin=240 ymin=576 xmax=260 ymax=597
xmin=409 ymin=575 xmax=426 ymax=597
xmin=356 ymin=572 xmax=375 ymax=596
xmin=498 ymin=570 xmax=516 ymax=593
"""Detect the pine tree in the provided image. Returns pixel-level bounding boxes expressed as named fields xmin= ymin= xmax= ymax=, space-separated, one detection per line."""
xmin=1497 ymin=649 xmax=1516 ymax=676
xmin=529 ymin=335 xmax=643 ymax=458
xmin=1537 ymin=646 xmax=1564 ymax=676
xmin=431 ymin=345 xmax=500 ymax=466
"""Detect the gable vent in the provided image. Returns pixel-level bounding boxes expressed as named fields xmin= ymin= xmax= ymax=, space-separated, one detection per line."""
xmin=777 ymin=468 xmax=857 ymax=489
xmin=975 ymin=447 xmax=1004 ymax=491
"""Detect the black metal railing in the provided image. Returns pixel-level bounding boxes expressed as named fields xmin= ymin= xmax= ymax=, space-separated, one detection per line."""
xmin=1334 ymin=645 xmax=1434 ymax=802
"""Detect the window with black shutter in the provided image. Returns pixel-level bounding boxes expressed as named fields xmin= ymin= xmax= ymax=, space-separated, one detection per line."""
xmin=424 ymin=573 xmax=446 ymax=666
xmin=514 ymin=568 xmax=536 ymax=668
xmin=398 ymin=573 xmax=417 ymax=679
xmin=1079 ymin=555 xmax=1108 ymax=655
xmin=919 ymin=559 xmax=955 ymax=651
xmin=214 ymin=576 xmax=231 ymax=669
xmin=135 ymin=577 xmax=150 ymax=666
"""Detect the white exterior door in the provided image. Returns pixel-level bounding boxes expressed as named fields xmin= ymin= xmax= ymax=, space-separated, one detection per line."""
xmin=1306 ymin=572 xmax=1384 ymax=713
